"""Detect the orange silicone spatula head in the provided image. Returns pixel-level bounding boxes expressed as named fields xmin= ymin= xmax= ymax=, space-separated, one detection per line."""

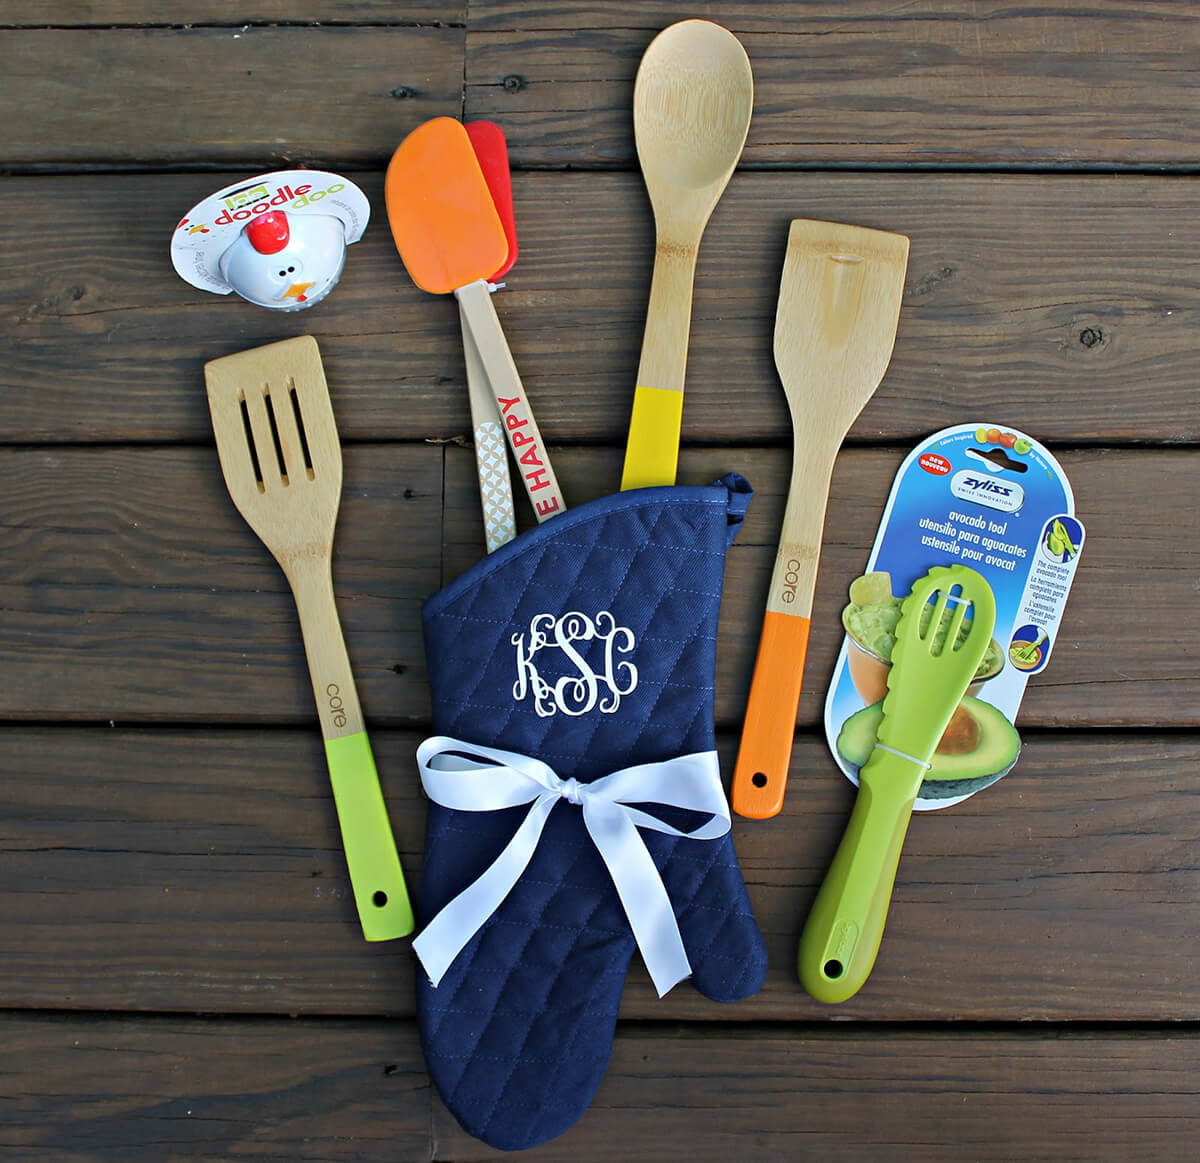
xmin=385 ymin=117 xmax=509 ymax=294
xmin=466 ymin=121 xmax=518 ymax=281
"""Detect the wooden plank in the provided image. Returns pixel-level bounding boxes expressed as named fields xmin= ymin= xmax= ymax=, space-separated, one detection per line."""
xmin=4 ymin=725 xmax=1200 ymax=1022
xmin=467 ymin=1 xmax=1200 ymax=169
xmin=0 ymin=441 xmax=1187 ymax=729
xmin=4 ymin=170 xmax=1197 ymax=444
xmin=0 ymin=171 xmax=463 ymax=444
xmin=0 ymin=444 xmax=441 ymax=724
xmin=0 ymin=27 xmax=462 ymax=167
xmin=0 ymin=441 xmax=1190 ymax=729
xmin=432 ymin=1027 xmax=1200 ymax=1162
xmin=2 ymin=1018 xmax=1199 ymax=1163
xmin=0 ymin=727 xmax=428 ymax=1015
xmin=444 ymin=445 xmax=1200 ymax=729
xmin=0 ymin=1013 xmax=431 ymax=1161
xmin=1 ymin=1 xmax=463 ymax=23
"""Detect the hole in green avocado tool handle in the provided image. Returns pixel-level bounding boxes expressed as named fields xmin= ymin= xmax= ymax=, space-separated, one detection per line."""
xmin=325 ymin=732 xmax=415 ymax=941
xmin=798 ymin=750 xmax=924 ymax=1002
xmin=798 ymin=566 xmax=996 ymax=1003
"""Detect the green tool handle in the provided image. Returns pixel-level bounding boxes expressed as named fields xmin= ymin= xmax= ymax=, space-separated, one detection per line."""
xmin=288 ymin=562 xmax=414 ymax=942
xmin=325 ymin=733 xmax=414 ymax=941
xmin=798 ymin=749 xmax=923 ymax=1003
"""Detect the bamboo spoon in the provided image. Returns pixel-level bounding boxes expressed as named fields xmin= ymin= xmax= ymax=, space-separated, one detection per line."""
xmin=732 ymin=219 xmax=909 ymax=819
xmin=619 ymin=19 xmax=753 ymax=491
xmin=205 ymin=336 xmax=413 ymax=941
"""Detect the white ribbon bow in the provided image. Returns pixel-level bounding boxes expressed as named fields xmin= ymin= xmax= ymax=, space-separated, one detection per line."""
xmin=412 ymin=736 xmax=731 ymax=997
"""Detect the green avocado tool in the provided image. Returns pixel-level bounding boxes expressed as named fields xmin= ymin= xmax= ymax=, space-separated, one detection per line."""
xmin=799 ymin=565 xmax=996 ymax=1002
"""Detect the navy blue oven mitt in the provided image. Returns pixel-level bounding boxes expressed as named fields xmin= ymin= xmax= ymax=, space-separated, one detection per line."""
xmin=413 ymin=474 xmax=767 ymax=1151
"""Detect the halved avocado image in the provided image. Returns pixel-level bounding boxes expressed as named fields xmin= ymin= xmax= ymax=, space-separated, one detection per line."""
xmin=837 ymin=695 xmax=1021 ymax=801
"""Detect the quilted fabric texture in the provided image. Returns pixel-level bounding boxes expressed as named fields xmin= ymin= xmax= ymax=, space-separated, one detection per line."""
xmin=417 ymin=475 xmax=767 ymax=1151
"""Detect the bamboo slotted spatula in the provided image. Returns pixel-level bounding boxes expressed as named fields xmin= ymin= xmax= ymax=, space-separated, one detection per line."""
xmin=386 ymin=117 xmax=565 ymax=522
xmin=732 ymin=219 xmax=909 ymax=819
xmin=798 ymin=566 xmax=996 ymax=1002
xmin=619 ymin=19 xmax=753 ymax=491
xmin=205 ymin=335 xmax=414 ymax=942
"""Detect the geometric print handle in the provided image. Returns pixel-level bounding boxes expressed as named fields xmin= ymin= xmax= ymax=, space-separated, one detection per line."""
xmin=474 ymin=419 xmax=517 ymax=553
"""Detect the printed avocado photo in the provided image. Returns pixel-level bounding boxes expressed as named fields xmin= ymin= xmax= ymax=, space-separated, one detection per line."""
xmin=835 ymin=570 xmax=1021 ymax=801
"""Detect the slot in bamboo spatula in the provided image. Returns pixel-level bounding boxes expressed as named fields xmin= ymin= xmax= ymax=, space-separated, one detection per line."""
xmin=732 ymin=219 xmax=908 ymax=819
xmin=205 ymin=335 xmax=413 ymax=941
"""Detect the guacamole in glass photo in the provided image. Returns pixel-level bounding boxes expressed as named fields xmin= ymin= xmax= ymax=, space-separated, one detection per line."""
xmin=841 ymin=571 xmax=1003 ymax=703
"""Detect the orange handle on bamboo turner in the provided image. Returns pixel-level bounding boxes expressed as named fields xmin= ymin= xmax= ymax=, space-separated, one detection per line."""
xmin=731 ymin=455 xmax=832 ymax=819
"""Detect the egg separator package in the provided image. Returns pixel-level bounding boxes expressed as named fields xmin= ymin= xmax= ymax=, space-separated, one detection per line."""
xmin=171 ymin=170 xmax=369 ymax=310
xmin=825 ymin=423 xmax=1085 ymax=809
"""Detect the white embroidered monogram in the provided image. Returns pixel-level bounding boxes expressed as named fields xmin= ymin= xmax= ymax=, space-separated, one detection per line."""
xmin=512 ymin=611 xmax=638 ymax=717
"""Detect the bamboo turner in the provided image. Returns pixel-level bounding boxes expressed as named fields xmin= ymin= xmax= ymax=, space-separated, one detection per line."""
xmin=205 ymin=336 xmax=414 ymax=942
xmin=799 ymin=566 xmax=996 ymax=1002
xmin=732 ymin=219 xmax=908 ymax=819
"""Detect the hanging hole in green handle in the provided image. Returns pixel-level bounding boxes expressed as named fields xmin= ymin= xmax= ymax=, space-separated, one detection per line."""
xmin=823 ymin=959 xmax=844 ymax=979
xmin=372 ymin=891 xmax=389 ymax=907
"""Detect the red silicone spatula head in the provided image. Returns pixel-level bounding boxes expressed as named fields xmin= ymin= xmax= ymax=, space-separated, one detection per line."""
xmin=385 ymin=117 xmax=509 ymax=295
xmin=466 ymin=121 xmax=518 ymax=280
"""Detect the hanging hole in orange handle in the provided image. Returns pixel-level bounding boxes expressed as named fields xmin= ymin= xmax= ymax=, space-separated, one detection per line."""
xmin=732 ymin=611 xmax=811 ymax=818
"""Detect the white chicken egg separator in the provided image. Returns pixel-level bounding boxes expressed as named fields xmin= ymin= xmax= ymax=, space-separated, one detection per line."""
xmin=171 ymin=170 xmax=370 ymax=311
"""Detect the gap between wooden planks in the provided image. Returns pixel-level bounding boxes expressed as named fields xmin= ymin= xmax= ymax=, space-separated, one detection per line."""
xmin=2 ymin=171 xmax=1198 ymax=443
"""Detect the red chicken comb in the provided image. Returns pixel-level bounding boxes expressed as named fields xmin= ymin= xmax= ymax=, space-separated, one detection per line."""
xmin=245 ymin=211 xmax=290 ymax=255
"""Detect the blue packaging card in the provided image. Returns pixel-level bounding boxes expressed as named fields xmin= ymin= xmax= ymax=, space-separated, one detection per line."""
xmin=824 ymin=424 xmax=1085 ymax=809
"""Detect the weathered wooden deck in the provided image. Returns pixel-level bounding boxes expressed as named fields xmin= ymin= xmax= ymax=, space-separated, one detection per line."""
xmin=2 ymin=3 xmax=1199 ymax=1158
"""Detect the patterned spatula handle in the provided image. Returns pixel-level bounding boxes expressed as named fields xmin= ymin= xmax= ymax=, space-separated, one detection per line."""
xmin=461 ymin=300 xmax=517 ymax=552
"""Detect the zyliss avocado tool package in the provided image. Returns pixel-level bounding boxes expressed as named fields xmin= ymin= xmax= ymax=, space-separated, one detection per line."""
xmin=824 ymin=424 xmax=1084 ymax=809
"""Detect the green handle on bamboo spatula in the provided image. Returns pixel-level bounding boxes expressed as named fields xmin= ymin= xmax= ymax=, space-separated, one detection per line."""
xmin=325 ymin=732 xmax=414 ymax=941
xmin=798 ymin=750 xmax=923 ymax=1003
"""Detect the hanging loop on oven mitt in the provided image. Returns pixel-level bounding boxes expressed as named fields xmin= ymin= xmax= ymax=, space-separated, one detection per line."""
xmin=414 ymin=738 xmax=730 ymax=996
xmin=416 ymin=474 xmax=766 ymax=1152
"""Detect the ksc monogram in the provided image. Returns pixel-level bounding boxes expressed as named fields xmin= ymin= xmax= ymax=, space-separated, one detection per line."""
xmin=512 ymin=611 xmax=638 ymax=717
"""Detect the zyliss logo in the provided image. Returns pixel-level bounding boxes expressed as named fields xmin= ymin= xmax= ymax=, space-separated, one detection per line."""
xmin=919 ymin=453 xmax=951 ymax=476
xmin=950 ymin=470 xmax=1024 ymax=513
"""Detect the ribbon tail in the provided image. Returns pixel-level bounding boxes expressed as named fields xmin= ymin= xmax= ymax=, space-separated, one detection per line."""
xmin=584 ymin=798 xmax=691 ymax=998
xmin=413 ymin=794 xmax=558 ymax=987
